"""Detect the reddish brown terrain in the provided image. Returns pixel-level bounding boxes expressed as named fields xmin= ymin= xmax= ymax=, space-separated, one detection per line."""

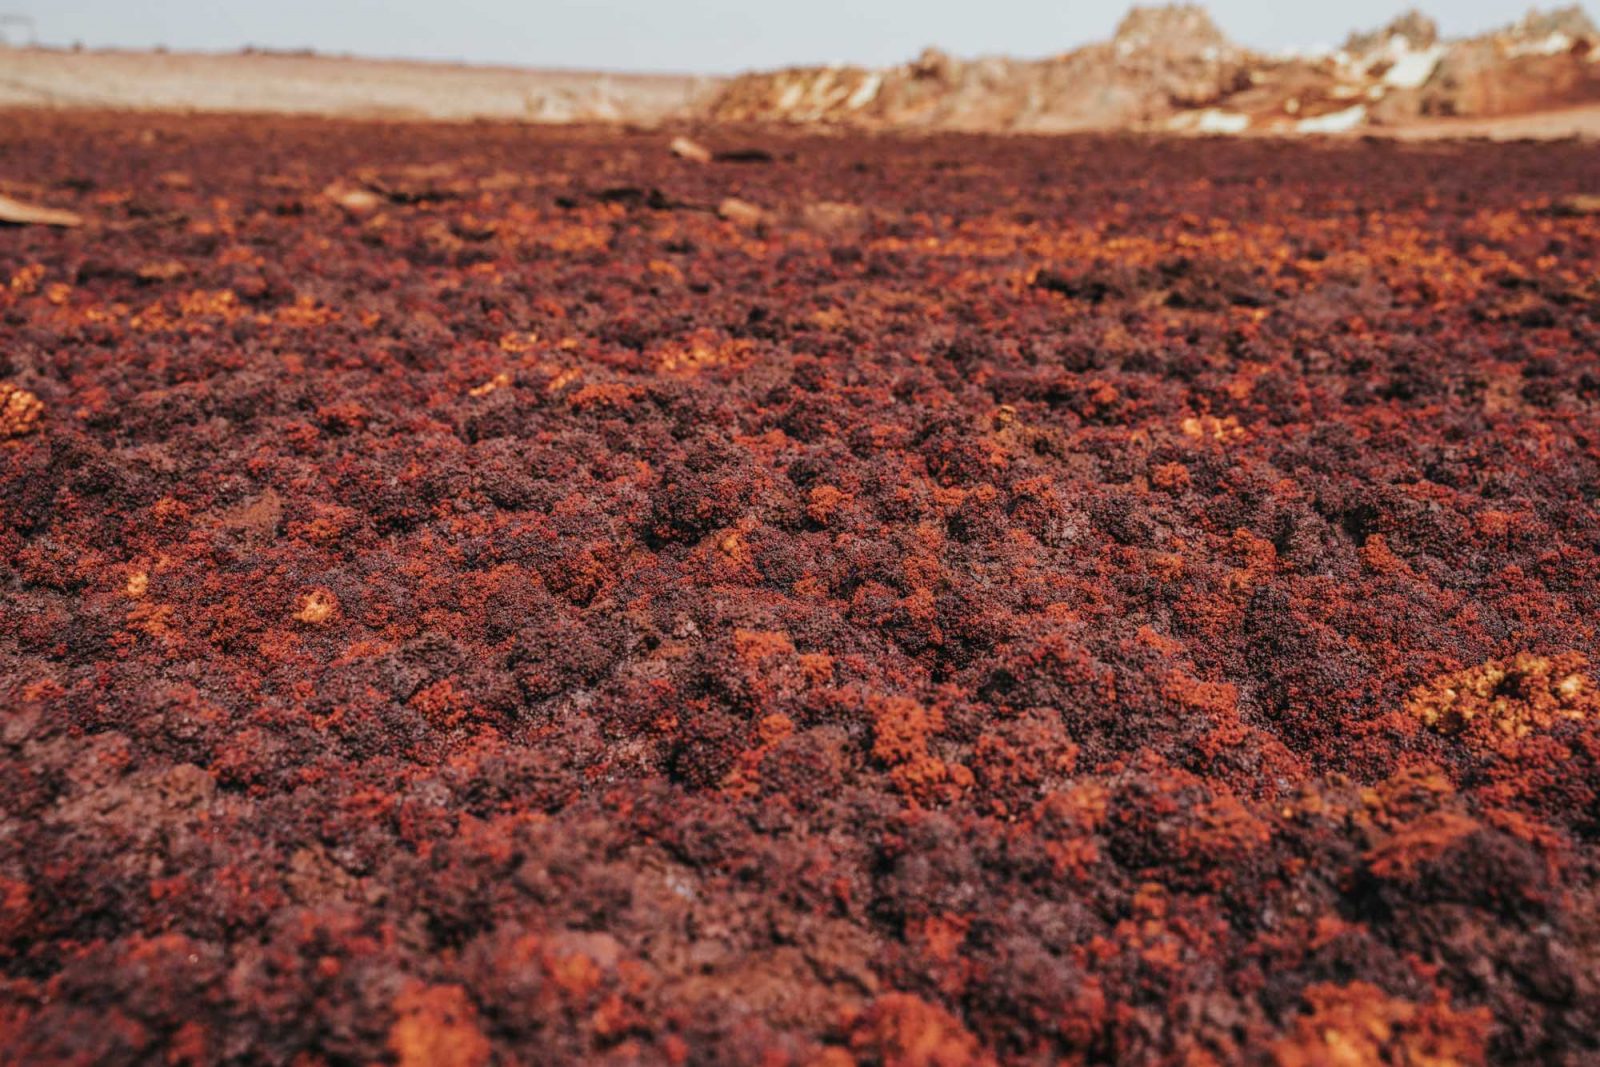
xmin=2 ymin=111 xmax=1600 ymax=1065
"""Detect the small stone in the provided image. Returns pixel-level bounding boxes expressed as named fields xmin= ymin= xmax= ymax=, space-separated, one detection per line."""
xmin=0 ymin=194 xmax=82 ymax=228
xmin=717 ymin=197 xmax=767 ymax=227
xmin=324 ymin=183 xmax=383 ymax=217
xmin=1551 ymin=194 xmax=1600 ymax=218
xmin=670 ymin=136 xmax=713 ymax=163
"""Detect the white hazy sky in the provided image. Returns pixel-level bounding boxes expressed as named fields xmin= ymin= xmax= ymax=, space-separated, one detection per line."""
xmin=17 ymin=2 xmax=1584 ymax=74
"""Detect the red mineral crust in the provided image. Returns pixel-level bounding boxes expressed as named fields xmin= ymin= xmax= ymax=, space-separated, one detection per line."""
xmin=2 ymin=111 xmax=1600 ymax=1065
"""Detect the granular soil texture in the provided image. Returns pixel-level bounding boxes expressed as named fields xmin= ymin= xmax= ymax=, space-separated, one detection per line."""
xmin=2 ymin=111 xmax=1599 ymax=1066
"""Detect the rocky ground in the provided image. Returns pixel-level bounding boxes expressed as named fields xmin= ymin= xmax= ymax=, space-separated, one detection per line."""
xmin=704 ymin=5 xmax=1600 ymax=136
xmin=2 ymin=112 xmax=1600 ymax=1065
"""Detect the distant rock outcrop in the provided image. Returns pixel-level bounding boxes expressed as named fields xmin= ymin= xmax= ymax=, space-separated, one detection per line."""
xmin=1344 ymin=9 xmax=1440 ymax=56
xmin=1111 ymin=5 xmax=1233 ymax=56
xmin=696 ymin=3 xmax=1600 ymax=135
xmin=701 ymin=3 xmax=1255 ymax=132
xmin=1514 ymin=4 xmax=1598 ymax=40
xmin=1415 ymin=6 xmax=1600 ymax=119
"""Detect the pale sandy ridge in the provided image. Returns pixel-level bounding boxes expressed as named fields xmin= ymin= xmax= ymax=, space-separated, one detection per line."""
xmin=0 ymin=47 xmax=721 ymax=123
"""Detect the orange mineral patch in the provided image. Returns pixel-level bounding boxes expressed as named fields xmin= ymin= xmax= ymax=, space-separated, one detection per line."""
xmin=0 ymin=383 xmax=44 ymax=437
xmin=1273 ymin=982 xmax=1490 ymax=1067
xmin=388 ymin=984 xmax=491 ymax=1067
xmin=1406 ymin=653 xmax=1596 ymax=740
xmin=293 ymin=588 xmax=340 ymax=626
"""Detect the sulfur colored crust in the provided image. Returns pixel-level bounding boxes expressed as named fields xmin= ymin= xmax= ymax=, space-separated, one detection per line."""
xmin=1 ymin=111 xmax=1599 ymax=1065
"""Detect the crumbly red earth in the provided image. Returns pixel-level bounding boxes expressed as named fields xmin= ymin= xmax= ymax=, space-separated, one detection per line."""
xmin=2 ymin=111 xmax=1599 ymax=1066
